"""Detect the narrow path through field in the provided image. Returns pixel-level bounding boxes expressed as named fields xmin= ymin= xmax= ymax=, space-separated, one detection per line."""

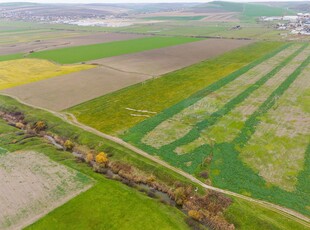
xmin=1 ymin=93 xmax=309 ymax=228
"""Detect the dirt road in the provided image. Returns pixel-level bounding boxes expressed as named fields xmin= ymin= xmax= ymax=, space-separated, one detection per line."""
xmin=1 ymin=93 xmax=309 ymax=228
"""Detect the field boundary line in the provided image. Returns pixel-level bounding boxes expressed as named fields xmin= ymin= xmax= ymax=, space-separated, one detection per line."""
xmin=95 ymin=63 xmax=154 ymax=77
xmin=233 ymin=45 xmax=310 ymax=147
xmin=160 ymin=43 xmax=307 ymax=152
xmin=0 ymin=93 xmax=309 ymax=227
xmin=15 ymin=183 xmax=93 ymax=230
xmin=123 ymin=43 xmax=292 ymax=143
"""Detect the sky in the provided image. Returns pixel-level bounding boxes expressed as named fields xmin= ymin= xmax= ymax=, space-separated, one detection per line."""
xmin=0 ymin=0 xmax=304 ymax=3
xmin=0 ymin=0 xmax=305 ymax=3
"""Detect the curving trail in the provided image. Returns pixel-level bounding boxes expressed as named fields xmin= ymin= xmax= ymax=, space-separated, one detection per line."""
xmin=1 ymin=93 xmax=310 ymax=228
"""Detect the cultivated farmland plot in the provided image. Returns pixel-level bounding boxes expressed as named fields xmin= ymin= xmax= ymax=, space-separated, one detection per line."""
xmin=240 ymin=63 xmax=310 ymax=192
xmin=0 ymin=59 xmax=94 ymax=90
xmin=142 ymin=44 xmax=301 ymax=149
xmin=90 ymin=39 xmax=252 ymax=76
xmin=0 ymin=32 xmax=146 ymax=55
xmin=2 ymin=66 xmax=150 ymax=111
xmin=124 ymin=43 xmax=310 ymax=215
xmin=0 ymin=151 xmax=93 ymax=230
xmin=68 ymin=42 xmax=283 ymax=135
xmin=2 ymin=38 xmax=251 ymax=111
xmin=176 ymin=44 xmax=310 ymax=154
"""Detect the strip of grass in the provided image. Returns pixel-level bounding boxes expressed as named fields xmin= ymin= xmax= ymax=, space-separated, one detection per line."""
xmin=68 ymin=42 xmax=285 ymax=135
xmin=27 ymin=36 xmax=201 ymax=64
xmin=233 ymin=50 xmax=310 ymax=147
xmin=143 ymin=16 xmax=206 ymax=21
xmin=225 ymin=198 xmax=309 ymax=230
xmin=0 ymin=53 xmax=24 ymax=62
xmin=159 ymin=44 xmax=306 ymax=153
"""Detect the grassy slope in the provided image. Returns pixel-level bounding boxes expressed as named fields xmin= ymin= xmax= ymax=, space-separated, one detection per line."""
xmin=0 ymin=58 xmax=94 ymax=90
xmin=225 ymin=198 xmax=309 ymax=230
xmin=242 ymin=3 xmax=295 ymax=18
xmin=210 ymin=1 xmax=295 ymax=18
xmin=27 ymin=36 xmax=201 ymax=64
xmin=0 ymin=95 xmax=201 ymax=190
xmin=0 ymin=121 xmax=189 ymax=230
xmin=0 ymin=95 xmax=308 ymax=229
xmin=68 ymin=42 xmax=284 ymax=135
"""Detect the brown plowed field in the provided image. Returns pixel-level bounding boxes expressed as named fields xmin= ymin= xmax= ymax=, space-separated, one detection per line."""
xmin=0 ymin=151 xmax=92 ymax=230
xmin=1 ymin=39 xmax=252 ymax=111
xmin=1 ymin=66 xmax=150 ymax=111
xmin=90 ymin=39 xmax=253 ymax=76
xmin=0 ymin=32 xmax=146 ymax=55
xmin=201 ymin=12 xmax=239 ymax=22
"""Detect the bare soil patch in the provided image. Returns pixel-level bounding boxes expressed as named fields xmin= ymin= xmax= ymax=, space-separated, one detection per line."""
xmin=240 ymin=61 xmax=310 ymax=192
xmin=1 ymin=39 xmax=251 ymax=111
xmin=0 ymin=32 xmax=146 ymax=55
xmin=0 ymin=151 xmax=93 ymax=230
xmin=201 ymin=12 xmax=239 ymax=22
xmin=91 ymin=39 xmax=253 ymax=76
xmin=1 ymin=66 xmax=150 ymax=111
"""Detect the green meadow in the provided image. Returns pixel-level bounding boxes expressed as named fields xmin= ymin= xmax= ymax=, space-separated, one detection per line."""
xmin=0 ymin=53 xmax=24 ymax=62
xmin=27 ymin=36 xmax=202 ymax=64
xmin=143 ymin=16 xmax=206 ymax=21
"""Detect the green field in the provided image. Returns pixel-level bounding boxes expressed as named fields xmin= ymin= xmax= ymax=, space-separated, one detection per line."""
xmin=0 ymin=53 xmax=24 ymax=62
xmin=143 ymin=16 xmax=206 ymax=21
xmin=27 ymin=36 xmax=202 ymax=64
xmin=121 ymin=43 xmax=310 ymax=216
xmin=224 ymin=198 xmax=308 ymax=230
xmin=0 ymin=20 xmax=90 ymax=45
xmin=0 ymin=95 xmax=308 ymax=229
xmin=67 ymin=41 xmax=310 ymax=216
xmin=26 ymin=182 xmax=189 ymax=230
xmin=0 ymin=147 xmax=7 ymax=154
xmin=68 ymin=41 xmax=284 ymax=135
xmin=0 ymin=122 xmax=189 ymax=230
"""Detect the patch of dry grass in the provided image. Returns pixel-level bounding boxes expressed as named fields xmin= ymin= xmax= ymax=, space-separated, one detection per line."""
xmin=0 ymin=58 xmax=94 ymax=90
xmin=240 ymin=64 xmax=310 ymax=191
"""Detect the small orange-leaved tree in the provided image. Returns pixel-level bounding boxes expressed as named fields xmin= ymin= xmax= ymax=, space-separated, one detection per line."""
xmin=95 ymin=152 xmax=108 ymax=166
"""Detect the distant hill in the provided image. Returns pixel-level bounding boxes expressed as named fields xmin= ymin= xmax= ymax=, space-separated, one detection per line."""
xmin=267 ymin=1 xmax=310 ymax=13
xmin=190 ymin=1 xmax=296 ymax=20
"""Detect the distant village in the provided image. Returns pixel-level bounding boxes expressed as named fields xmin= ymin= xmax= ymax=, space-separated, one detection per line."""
xmin=260 ymin=13 xmax=310 ymax=36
